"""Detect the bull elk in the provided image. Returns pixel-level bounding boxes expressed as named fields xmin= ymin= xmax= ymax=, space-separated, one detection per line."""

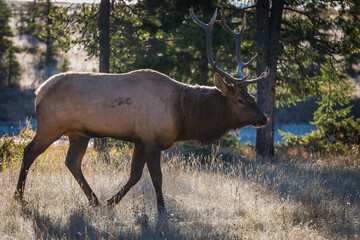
xmin=15 ymin=8 xmax=269 ymax=214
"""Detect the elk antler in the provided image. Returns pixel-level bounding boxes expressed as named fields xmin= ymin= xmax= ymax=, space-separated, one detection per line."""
xmin=190 ymin=7 xmax=270 ymax=86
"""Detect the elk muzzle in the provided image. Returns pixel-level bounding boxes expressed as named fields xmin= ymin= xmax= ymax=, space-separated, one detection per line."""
xmin=253 ymin=114 xmax=268 ymax=128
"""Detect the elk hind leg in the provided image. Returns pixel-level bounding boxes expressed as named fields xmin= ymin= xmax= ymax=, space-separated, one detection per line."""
xmin=65 ymin=135 xmax=99 ymax=206
xmin=15 ymin=133 xmax=62 ymax=201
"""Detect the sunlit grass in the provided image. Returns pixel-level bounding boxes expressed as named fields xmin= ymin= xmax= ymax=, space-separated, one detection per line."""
xmin=1 ymin=137 xmax=360 ymax=239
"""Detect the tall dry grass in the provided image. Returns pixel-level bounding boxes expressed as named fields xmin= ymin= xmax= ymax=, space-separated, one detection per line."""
xmin=1 ymin=140 xmax=360 ymax=239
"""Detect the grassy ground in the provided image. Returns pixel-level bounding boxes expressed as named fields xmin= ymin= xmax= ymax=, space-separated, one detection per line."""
xmin=1 ymin=140 xmax=360 ymax=239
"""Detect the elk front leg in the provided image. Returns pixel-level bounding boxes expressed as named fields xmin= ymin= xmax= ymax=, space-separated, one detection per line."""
xmin=146 ymin=147 xmax=165 ymax=214
xmin=65 ymin=136 xmax=99 ymax=206
xmin=106 ymin=143 xmax=146 ymax=205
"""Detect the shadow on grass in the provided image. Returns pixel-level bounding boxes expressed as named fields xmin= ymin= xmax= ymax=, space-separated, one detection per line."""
xmin=235 ymin=157 xmax=360 ymax=237
xmin=22 ymin=205 xmax=100 ymax=239
xmin=237 ymin=157 xmax=360 ymax=203
xmin=19 ymin=202 xmax=225 ymax=240
xmin=166 ymin=151 xmax=360 ymax=237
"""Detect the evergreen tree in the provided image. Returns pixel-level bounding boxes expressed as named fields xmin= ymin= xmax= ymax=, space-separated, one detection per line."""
xmin=233 ymin=0 xmax=360 ymax=157
xmin=0 ymin=0 xmax=21 ymax=87
xmin=20 ymin=0 xmax=58 ymax=74
xmin=0 ymin=0 xmax=12 ymax=86
xmin=49 ymin=0 xmax=359 ymax=157
xmin=3 ymin=46 xmax=22 ymax=87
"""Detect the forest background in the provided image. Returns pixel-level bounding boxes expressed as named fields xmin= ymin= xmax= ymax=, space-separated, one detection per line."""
xmin=1 ymin=1 xmax=360 ymax=239
xmin=0 ymin=0 xmax=359 ymax=157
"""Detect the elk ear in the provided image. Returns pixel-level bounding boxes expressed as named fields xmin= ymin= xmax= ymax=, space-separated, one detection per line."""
xmin=214 ymin=73 xmax=229 ymax=95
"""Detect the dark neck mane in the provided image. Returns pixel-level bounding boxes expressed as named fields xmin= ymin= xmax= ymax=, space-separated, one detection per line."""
xmin=177 ymin=85 xmax=239 ymax=145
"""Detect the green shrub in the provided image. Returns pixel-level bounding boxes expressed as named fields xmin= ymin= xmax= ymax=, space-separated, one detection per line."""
xmin=175 ymin=133 xmax=241 ymax=163
xmin=59 ymin=57 xmax=71 ymax=72
xmin=219 ymin=133 xmax=241 ymax=148
xmin=280 ymin=61 xmax=360 ymax=154
xmin=0 ymin=134 xmax=16 ymax=171
xmin=0 ymin=119 xmax=35 ymax=171
xmin=280 ymin=119 xmax=360 ymax=154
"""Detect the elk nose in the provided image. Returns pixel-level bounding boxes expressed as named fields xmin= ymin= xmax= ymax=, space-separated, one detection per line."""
xmin=261 ymin=115 xmax=268 ymax=125
xmin=254 ymin=115 xmax=268 ymax=128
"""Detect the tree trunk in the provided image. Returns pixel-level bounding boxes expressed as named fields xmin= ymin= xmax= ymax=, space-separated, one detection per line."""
xmin=255 ymin=0 xmax=284 ymax=158
xmin=255 ymin=0 xmax=271 ymax=157
xmin=0 ymin=53 xmax=3 ymax=87
xmin=30 ymin=0 xmax=37 ymax=30
xmin=198 ymin=49 xmax=208 ymax=85
xmin=45 ymin=0 xmax=53 ymax=68
xmin=198 ymin=5 xmax=211 ymax=86
xmin=98 ymin=0 xmax=110 ymax=73
xmin=8 ymin=50 xmax=13 ymax=86
xmin=94 ymin=0 xmax=110 ymax=154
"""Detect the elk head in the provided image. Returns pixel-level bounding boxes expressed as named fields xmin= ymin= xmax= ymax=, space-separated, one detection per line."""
xmin=190 ymin=7 xmax=269 ymax=128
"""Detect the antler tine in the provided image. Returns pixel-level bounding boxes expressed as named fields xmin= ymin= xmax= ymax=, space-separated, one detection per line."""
xmin=239 ymin=12 xmax=246 ymax=41
xmin=216 ymin=9 xmax=238 ymax=38
xmin=190 ymin=7 xmax=240 ymax=84
xmin=189 ymin=7 xmax=217 ymax=70
xmin=190 ymin=7 xmax=269 ymax=85
xmin=216 ymin=10 xmax=259 ymax=81
xmin=190 ymin=6 xmax=217 ymax=30
xmin=239 ymin=66 xmax=270 ymax=86
xmin=214 ymin=49 xmax=221 ymax=67
xmin=234 ymin=13 xmax=256 ymax=80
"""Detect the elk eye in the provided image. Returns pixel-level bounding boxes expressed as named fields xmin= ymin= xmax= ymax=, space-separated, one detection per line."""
xmin=237 ymin=98 xmax=244 ymax=104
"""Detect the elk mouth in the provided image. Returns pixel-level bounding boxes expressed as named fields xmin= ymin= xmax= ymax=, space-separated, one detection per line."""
xmin=253 ymin=123 xmax=267 ymax=128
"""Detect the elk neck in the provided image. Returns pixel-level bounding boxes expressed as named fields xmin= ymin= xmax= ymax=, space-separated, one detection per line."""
xmin=176 ymin=84 xmax=238 ymax=145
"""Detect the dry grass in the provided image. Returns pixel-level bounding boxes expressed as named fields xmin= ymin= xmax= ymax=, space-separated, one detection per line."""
xmin=1 ymin=142 xmax=360 ymax=240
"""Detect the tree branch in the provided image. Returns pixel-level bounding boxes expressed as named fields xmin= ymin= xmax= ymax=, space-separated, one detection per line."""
xmin=284 ymin=7 xmax=325 ymax=25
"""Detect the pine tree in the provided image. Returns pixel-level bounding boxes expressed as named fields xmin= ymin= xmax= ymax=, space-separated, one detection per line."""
xmin=0 ymin=0 xmax=21 ymax=87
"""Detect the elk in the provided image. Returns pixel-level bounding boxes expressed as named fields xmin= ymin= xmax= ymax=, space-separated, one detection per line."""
xmin=15 ymin=8 xmax=269 ymax=214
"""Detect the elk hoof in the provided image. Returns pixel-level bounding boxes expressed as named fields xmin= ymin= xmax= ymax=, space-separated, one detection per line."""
xmin=106 ymin=198 xmax=115 ymax=207
xmin=14 ymin=193 xmax=30 ymax=209
xmin=158 ymin=206 xmax=167 ymax=217
xmin=89 ymin=198 xmax=100 ymax=208
xmin=14 ymin=192 xmax=24 ymax=203
xmin=14 ymin=192 xmax=21 ymax=201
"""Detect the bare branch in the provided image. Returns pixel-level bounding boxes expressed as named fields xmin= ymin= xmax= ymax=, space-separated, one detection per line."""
xmin=284 ymin=7 xmax=325 ymax=25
